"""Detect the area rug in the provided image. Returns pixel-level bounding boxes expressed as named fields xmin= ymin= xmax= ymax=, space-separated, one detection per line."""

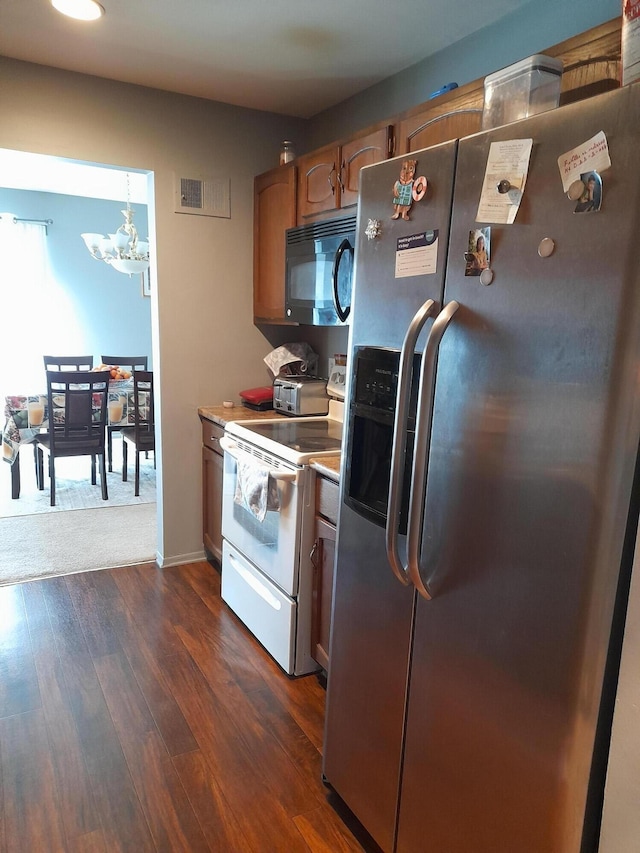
xmin=0 ymin=439 xmax=156 ymax=518
xmin=0 ymin=503 xmax=157 ymax=586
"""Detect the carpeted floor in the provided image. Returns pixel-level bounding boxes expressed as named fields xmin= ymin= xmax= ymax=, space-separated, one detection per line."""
xmin=0 ymin=503 xmax=157 ymax=585
xmin=0 ymin=436 xmax=157 ymax=584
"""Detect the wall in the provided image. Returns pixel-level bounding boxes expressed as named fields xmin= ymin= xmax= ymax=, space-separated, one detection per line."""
xmin=0 ymin=187 xmax=152 ymax=390
xmin=0 ymin=57 xmax=306 ymax=566
xmin=308 ymin=0 xmax=620 ymax=146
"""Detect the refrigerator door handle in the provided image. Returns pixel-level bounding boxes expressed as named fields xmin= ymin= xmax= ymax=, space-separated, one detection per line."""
xmin=386 ymin=298 xmax=437 ymax=585
xmin=408 ymin=300 xmax=459 ymax=599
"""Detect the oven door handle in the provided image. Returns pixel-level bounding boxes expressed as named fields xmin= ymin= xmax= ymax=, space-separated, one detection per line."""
xmin=220 ymin=435 xmax=298 ymax=483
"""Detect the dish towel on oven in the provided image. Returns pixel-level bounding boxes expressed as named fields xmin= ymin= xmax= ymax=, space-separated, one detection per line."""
xmin=234 ymin=458 xmax=280 ymax=522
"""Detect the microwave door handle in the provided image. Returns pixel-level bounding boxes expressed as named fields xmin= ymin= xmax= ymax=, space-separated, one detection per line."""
xmin=407 ymin=300 xmax=459 ymax=600
xmin=332 ymin=238 xmax=353 ymax=323
xmin=385 ymin=298 xmax=437 ymax=586
xmin=219 ymin=436 xmax=298 ymax=483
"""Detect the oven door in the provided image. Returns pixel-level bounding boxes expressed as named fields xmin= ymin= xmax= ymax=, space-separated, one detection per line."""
xmin=220 ymin=436 xmax=304 ymax=596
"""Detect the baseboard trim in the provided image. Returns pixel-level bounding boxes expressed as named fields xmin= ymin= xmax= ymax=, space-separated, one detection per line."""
xmin=157 ymin=549 xmax=206 ymax=568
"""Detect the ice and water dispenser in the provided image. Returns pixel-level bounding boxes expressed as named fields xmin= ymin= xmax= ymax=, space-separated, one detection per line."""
xmin=344 ymin=347 xmax=419 ymax=531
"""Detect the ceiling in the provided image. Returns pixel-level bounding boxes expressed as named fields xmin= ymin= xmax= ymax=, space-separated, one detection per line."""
xmin=0 ymin=149 xmax=148 ymax=203
xmin=0 ymin=0 xmax=532 ymax=119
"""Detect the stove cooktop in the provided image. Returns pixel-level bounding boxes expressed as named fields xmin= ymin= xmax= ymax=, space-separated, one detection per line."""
xmin=242 ymin=418 xmax=342 ymax=453
xmin=225 ymin=411 xmax=343 ymax=465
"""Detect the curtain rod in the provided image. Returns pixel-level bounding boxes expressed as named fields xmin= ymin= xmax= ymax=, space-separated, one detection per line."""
xmin=0 ymin=215 xmax=54 ymax=234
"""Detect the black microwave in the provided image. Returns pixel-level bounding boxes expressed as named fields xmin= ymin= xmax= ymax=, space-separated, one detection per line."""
xmin=285 ymin=214 xmax=356 ymax=325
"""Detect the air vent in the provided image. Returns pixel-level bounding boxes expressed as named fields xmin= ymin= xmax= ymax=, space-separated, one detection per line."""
xmin=234 ymin=439 xmax=295 ymax=471
xmin=174 ymin=173 xmax=230 ymax=218
xmin=286 ymin=214 xmax=357 ymax=245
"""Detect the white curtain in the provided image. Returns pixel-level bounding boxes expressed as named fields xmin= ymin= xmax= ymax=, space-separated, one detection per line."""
xmin=0 ymin=214 xmax=59 ymax=399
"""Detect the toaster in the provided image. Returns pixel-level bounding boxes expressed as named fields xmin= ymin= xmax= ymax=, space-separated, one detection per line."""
xmin=273 ymin=376 xmax=329 ymax=416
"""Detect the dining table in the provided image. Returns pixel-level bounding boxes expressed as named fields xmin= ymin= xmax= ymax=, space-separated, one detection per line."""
xmin=2 ymin=378 xmax=136 ymax=499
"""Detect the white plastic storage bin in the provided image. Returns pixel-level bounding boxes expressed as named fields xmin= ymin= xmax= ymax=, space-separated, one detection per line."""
xmin=482 ymin=54 xmax=563 ymax=129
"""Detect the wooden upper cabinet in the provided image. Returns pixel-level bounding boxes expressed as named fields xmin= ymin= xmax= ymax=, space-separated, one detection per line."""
xmin=296 ymin=143 xmax=341 ymax=220
xmin=551 ymin=18 xmax=621 ymax=105
xmin=297 ymin=125 xmax=393 ymax=221
xmin=340 ymin=125 xmax=393 ymax=207
xmin=253 ymin=164 xmax=297 ymax=323
xmin=397 ymin=78 xmax=484 ymax=154
xmin=253 ymin=19 xmax=621 ymax=322
xmin=396 ymin=19 xmax=620 ymax=155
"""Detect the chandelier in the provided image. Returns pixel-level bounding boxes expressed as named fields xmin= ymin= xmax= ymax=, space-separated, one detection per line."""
xmin=81 ymin=175 xmax=150 ymax=276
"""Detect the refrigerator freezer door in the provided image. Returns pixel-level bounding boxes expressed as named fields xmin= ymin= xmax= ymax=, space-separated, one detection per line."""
xmin=323 ymin=140 xmax=458 ymax=852
xmin=397 ymin=84 xmax=640 ymax=852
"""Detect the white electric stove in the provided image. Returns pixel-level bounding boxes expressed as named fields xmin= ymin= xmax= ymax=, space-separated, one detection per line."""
xmin=219 ymin=399 xmax=344 ymax=676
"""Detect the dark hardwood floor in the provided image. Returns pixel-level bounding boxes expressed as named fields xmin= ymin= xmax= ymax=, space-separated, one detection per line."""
xmin=0 ymin=561 xmax=377 ymax=852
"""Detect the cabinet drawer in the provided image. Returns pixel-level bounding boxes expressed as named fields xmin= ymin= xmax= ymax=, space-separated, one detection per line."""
xmin=316 ymin=474 xmax=339 ymax=525
xmin=201 ymin=419 xmax=224 ymax=454
xmin=221 ymin=541 xmax=296 ymax=675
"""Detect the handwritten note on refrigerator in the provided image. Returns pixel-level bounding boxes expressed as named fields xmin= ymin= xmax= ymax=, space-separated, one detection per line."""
xmin=557 ymin=131 xmax=611 ymax=192
xmin=476 ymin=139 xmax=533 ymax=224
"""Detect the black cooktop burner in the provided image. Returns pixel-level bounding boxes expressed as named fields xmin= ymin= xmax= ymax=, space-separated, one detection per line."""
xmin=243 ymin=418 xmax=342 ymax=453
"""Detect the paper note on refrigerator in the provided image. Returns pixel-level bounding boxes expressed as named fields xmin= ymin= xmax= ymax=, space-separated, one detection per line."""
xmin=395 ymin=230 xmax=439 ymax=278
xmin=557 ymin=131 xmax=611 ymax=192
xmin=476 ymin=139 xmax=533 ymax=224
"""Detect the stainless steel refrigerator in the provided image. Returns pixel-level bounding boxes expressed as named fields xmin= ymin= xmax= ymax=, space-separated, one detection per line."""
xmin=323 ymin=83 xmax=640 ymax=853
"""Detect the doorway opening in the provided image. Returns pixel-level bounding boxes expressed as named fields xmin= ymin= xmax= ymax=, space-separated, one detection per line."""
xmin=0 ymin=150 xmax=159 ymax=583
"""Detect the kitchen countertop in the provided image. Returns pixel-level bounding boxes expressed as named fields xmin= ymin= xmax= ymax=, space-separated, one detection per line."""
xmin=309 ymin=456 xmax=341 ymax=481
xmin=198 ymin=404 xmax=342 ymax=480
xmin=198 ymin=404 xmax=282 ymax=427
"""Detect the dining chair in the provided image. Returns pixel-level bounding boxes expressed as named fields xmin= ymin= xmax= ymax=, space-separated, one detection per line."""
xmin=101 ymin=355 xmax=149 ymax=471
xmin=121 ymin=369 xmax=155 ymax=497
xmin=43 ymin=355 xmax=94 ymax=371
xmin=35 ymin=356 xmax=96 ymax=482
xmin=35 ymin=369 xmax=111 ymax=506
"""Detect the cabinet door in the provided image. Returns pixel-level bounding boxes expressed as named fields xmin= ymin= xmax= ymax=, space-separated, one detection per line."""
xmin=397 ymin=80 xmax=484 ymax=153
xmin=555 ymin=18 xmax=621 ymax=105
xmin=297 ymin=143 xmax=341 ymax=221
xmin=254 ymin=165 xmax=297 ymax=322
xmin=203 ymin=442 xmax=223 ymax=564
xmin=310 ymin=515 xmax=336 ymax=672
xmin=340 ymin=125 xmax=393 ymax=208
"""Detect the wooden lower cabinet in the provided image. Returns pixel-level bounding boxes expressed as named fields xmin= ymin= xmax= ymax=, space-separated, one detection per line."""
xmin=311 ymin=473 xmax=339 ymax=671
xmin=201 ymin=418 xmax=224 ymax=564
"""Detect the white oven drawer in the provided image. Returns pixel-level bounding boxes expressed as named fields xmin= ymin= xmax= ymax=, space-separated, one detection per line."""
xmin=221 ymin=540 xmax=296 ymax=675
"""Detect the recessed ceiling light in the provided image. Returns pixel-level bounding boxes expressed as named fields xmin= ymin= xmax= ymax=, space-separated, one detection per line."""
xmin=51 ymin=0 xmax=105 ymax=21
